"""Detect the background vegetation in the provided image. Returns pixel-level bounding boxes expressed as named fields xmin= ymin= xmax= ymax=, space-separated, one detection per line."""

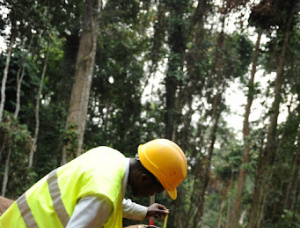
xmin=0 ymin=0 xmax=299 ymax=227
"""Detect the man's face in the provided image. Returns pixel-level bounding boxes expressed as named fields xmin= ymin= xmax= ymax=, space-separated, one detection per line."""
xmin=131 ymin=172 xmax=165 ymax=198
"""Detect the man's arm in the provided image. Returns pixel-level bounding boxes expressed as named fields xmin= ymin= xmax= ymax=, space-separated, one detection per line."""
xmin=66 ymin=196 xmax=113 ymax=228
xmin=122 ymin=199 xmax=169 ymax=221
xmin=122 ymin=198 xmax=147 ymax=221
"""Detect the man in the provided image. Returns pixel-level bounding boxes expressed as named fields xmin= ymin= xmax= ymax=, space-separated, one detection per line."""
xmin=0 ymin=139 xmax=188 ymax=228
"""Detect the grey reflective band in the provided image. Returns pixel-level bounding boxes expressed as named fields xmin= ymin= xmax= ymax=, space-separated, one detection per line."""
xmin=47 ymin=170 xmax=70 ymax=227
xmin=16 ymin=170 xmax=70 ymax=227
xmin=17 ymin=194 xmax=39 ymax=228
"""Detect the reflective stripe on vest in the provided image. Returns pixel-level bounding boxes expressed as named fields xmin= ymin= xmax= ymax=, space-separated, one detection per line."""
xmin=47 ymin=170 xmax=70 ymax=226
xmin=17 ymin=194 xmax=39 ymax=228
xmin=17 ymin=170 xmax=70 ymax=227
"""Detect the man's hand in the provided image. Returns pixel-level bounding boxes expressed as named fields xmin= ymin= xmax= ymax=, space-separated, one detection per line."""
xmin=146 ymin=203 xmax=169 ymax=221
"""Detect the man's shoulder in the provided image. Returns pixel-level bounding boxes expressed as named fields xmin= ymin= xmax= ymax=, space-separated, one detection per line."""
xmin=86 ymin=146 xmax=126 ymax=160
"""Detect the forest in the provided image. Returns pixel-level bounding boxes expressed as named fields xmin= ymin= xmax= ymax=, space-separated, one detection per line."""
xmin=0 ymin=0 xmax=299 ymax=227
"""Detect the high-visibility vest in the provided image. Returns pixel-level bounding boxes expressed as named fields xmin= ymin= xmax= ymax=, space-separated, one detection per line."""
xmin=0 ymin=147 xmax=126 ymax=228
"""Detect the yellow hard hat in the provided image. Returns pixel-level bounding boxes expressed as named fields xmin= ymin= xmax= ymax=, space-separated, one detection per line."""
xmin=138 ymin=139 xmax=188 ymax=200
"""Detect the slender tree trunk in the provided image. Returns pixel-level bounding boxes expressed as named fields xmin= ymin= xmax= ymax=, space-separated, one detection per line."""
xmin=199 ymin=92 xmax=223 ymax=215
xmin=1 ymin=116 xmax=12 ymax=197
xmin=61 ymin=0 xmax=101 ymax=164
xmin=14 ymin=38 xmax=31 ymax=119
xmin=14 ymin=61 xmax=25 ymax=119
xmin=164 ymin=70 xmax=178 ymax=140
xmin=225 ymin=170 xmax=234 ymax=228
xmin=276 ymin=104 xmax=300 ymax=216
xmin=284 ymin=150 xmax=300 ymax=211
xmin=162 ymin=3 xmax=189 ymax=226
xmin=1 ymin=146 xmax=12 ymax=197
xmin=2 ymin=38 xmax=33 ymax=194
xmin=230 ymin=28 xmax=262 ymax=228
xmin=179 ymin=2 xmax=208 ymax=226
xmin=217 ymin=185 xmax=229 ymax=228
xmin=164 ymin=1 xmax=187 ymax=141
xmin=0 ymin=32 xmax=16 ymax=122
xmin=198 ymin=15 xmax=226 ymax=227
xmin=0 ymin=28 xmax=17 ymax=196
xmin=29 ymin=37 xmax=50 ymax=168
xmin=249 ymin=3 xmax=295 ymax=227
xmin=0 ymin=129 xmax=7 ymax=161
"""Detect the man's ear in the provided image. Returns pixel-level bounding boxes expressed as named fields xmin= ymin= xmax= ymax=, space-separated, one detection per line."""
xmin=139 ymin=173 xmax=152 ymax=183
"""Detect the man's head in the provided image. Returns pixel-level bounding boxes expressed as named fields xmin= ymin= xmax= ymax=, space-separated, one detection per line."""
xmin=128 ymin=139 xmax=187 ymax=200
xmin=128 ymin=159 xmax=165 ymax=197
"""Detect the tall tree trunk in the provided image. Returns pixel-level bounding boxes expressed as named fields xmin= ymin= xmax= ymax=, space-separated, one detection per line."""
xmin=0 ymin=24 xmax=17 ymax=196
xmin=61 ymin=0 xmax=101 ymax=164
xmin=164 ymin=1 xmax=187 ymax=141
xmin=197 ymin=15 xmax=226 ymax=227
xmin=164 ymin=70 xmax=178 ymax=141
xmin=1 ymin=146 xmax=12 ymax=197
xmin=0 ymin=31 xmax=17 ymax=122
xmin=0 ymin=128 xmax=8 ymax=161
xmin=177 ymin=1 xmax=208 ymax=227
xmin=165 ymin=2 xmax=194 ymax=227
xmin=2 ymin=38 xmax=34 ymax=195
xmin=284 ymin=147 xmax=300 ymax=211
xmin=217 ymin=184 xmax=229 ymax=228
xmin=1 ymin=116 xmax=12 ymax=197
xmin=249 ymin=3 xmax=296 ymax=227
xmin=14 ymin=54 xmax=26 ymax=119
xmin=14 ymin=37 xmax=32 ymax=119
xmin=198 ymin=93 xmax=223 ymax=220
xmin=230 ymin=28 xmax=263 ymax=228
xmin=29 ymin=37 xmax=50 ymax=168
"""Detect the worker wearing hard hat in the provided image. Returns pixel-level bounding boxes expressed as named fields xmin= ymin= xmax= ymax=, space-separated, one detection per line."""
xmin=0 ymin=139 xmax=187 ymax=228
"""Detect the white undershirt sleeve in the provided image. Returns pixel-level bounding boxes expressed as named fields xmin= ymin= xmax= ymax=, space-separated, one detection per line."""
xmin=122 ymin=198 xmax=147 ymax=221
xmin=66 ymin=196 xmax=113 ymax=228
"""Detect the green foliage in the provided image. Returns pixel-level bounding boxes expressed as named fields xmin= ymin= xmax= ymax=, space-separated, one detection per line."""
xmin=201 ymin=193 xmax=221 ymax=227
xmin=0 ymin=112 xmax=35 ymax=198
xmin=0 ymin=48 xmax=39 ymax=114
xmin=0 ymin=113 xmax=32 ymax=149
xmin=278 ymin=210 xmax=300 ymax=228
xmin=84 ymin=0 xmax=151 ymax=154
xmin=224 ymin=32 xmax=254 ymax=80
xmin=103 ymin=0 xmax=140 ymax=24
xmin=33 ymin=102 xmax=67 ymax=177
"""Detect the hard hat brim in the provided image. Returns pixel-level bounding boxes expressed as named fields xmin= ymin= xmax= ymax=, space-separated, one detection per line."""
xmin=166 ymin=188 xmax=177 ymax=200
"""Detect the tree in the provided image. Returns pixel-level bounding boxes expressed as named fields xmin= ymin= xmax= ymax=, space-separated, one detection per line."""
xmin=249 ymin=1 xmax=299 ymax=227
xmin=230 ymin=28 xmax=263 ymax=228
xmin=163 ymin=0 xmax=190 ymax=141
xmin=29 ymin=36 xmax=50 ymax=168
xmin=0 ymin=2 xmax=17 ymax=122
xmin=61 ymin=0 xmax=101 ymax=164
xmin=0 ymin=112 xmax=33 ymax=197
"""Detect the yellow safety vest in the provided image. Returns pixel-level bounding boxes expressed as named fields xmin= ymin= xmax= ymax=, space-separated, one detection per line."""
xmin=0 ymin=146 xmax=126 ymax=228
